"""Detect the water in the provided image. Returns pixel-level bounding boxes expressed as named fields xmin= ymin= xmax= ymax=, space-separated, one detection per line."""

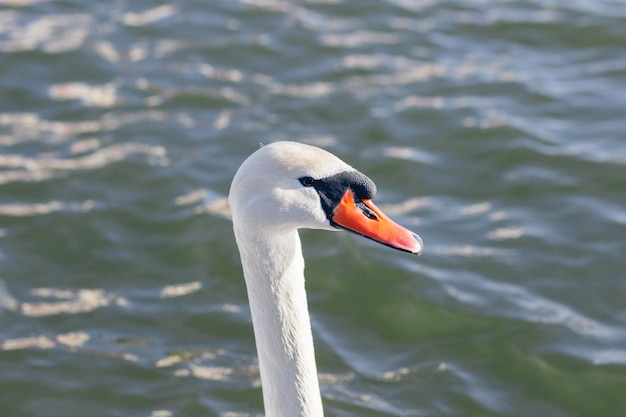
xmin=1 ymin=0 xmax=625 ymax=416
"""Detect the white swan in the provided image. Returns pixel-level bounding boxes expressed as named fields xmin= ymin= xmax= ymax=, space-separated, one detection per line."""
xmin=228 ymin=141 xmax=423 ymax=417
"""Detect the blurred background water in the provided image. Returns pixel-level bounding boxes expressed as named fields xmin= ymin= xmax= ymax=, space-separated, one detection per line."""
xmin=1 ymin=0 xmax=625 ymax=416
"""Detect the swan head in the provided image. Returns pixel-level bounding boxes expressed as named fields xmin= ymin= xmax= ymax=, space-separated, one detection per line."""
xmin=229 ymin=141 xmax=423 ymax=254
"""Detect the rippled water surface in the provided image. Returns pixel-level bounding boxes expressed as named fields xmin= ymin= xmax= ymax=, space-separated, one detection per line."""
xmin=1 ymin=0 xmax=625 ymax=416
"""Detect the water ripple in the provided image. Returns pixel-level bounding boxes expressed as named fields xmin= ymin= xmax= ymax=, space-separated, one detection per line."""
xmin=0 ymin=12 xmax=90 ymax=53
xmin=1 ymin=0 xmax=625 ymax=416
xmin=0 ymin=142 xmax=168 ymax=185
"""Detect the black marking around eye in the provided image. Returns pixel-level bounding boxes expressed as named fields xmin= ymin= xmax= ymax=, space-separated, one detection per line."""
xmin=309 ymin=170 xmax=377 ymax=221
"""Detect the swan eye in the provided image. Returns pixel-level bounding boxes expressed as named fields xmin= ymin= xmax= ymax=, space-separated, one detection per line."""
xmin=299 ymin=176 xmax=315 ymax=187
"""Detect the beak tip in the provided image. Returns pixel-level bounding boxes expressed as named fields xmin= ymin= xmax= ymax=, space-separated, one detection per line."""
xmin=411 ymin=233 xmax=424 ymax=255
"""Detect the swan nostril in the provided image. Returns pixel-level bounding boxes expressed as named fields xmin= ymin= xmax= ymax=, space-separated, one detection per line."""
xmin=356 ymin=200 xmax=377 ymax=220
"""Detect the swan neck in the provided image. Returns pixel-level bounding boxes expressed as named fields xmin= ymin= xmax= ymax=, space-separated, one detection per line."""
xmin=234 ymin=228 xmax=324 ymax=417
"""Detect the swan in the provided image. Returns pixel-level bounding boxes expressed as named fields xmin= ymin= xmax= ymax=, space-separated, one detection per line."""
xmin=228 ymin=141 xmax=423 ymax=417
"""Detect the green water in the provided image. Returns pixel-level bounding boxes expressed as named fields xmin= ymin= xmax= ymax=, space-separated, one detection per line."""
xmin=1 ymin=0 xmax=625 ymax=416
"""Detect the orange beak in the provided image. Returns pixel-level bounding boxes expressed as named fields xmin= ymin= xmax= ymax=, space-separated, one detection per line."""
xmin=331 ymin=190 xmax=423 ymax=254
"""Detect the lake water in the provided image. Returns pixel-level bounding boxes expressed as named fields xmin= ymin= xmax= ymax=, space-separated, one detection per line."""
xmin=1 ymin=0 xmax=625 ymax=416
